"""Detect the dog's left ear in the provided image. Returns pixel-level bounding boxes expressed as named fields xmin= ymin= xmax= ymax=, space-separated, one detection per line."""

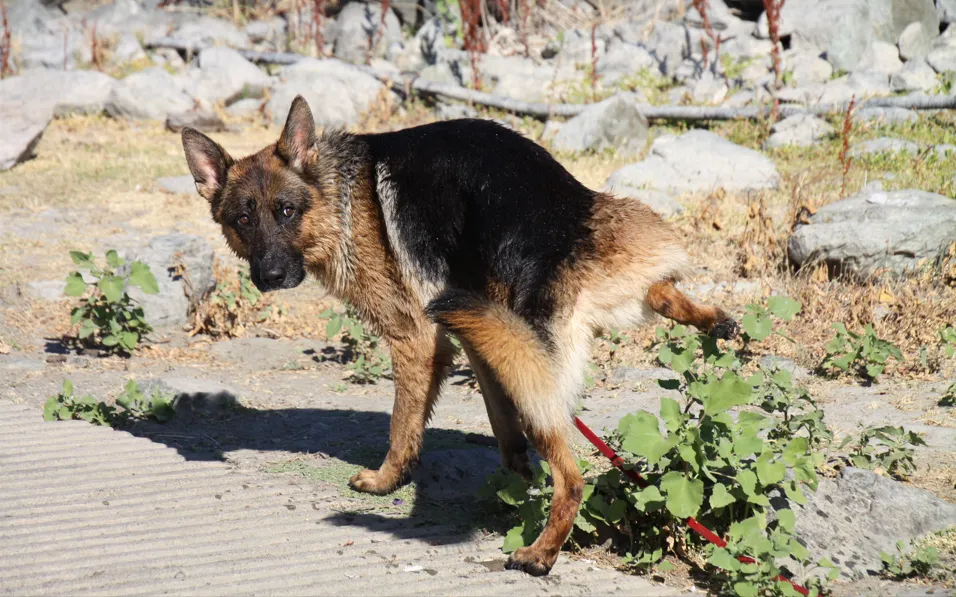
xmin=277 ymin=95 xmax=316 ymax=172
xmin=182 ymin=128 xmax=234 ymax=203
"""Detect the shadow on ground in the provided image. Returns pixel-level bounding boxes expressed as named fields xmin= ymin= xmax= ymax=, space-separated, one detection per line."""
xmin=125 ymin=388 xmax=513 ymax=548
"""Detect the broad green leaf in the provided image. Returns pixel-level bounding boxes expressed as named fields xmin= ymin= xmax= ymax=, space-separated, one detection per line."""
xmin=326 ymin=317 xmax=342 ymax=338
xmin=670 ymin=347 xmax=695 ymax=374
xmin=496 ymin=477 xmax=528 ymax=506
xmin=767 ymin=296 xmax=802 ymax=320
xmin=733 ymin=435 xmax=764 ymax=458
xmin=620 ymin=412 xmax=676 ymax=465
xmin=709 ymin=483 xmax=736 ymax=508
xmin=784 ymin=480 xmax=807 ymax=505
xmin=501 ymin=525 xmax=525 ymax=553
xmin=69 ymin=250 xmax=94 ymax=268
xmin=606 ymin=497 xmax=627 ymax=523
xmin=659 ymin=397 xmax=681 ymax=431
xmin=736 ymin=469 xmax=757 ymax=497
xmin=865 ymin=363 xmax=884 ymax=378
xmin=776 ymin=508 xmax=796 ymax=533
xmin=710 ymin=547 xmax=740 ymax=571
xmin=43 ymin=397 xmax=59 ymax=421
xmin=78 ymin=320 xmax=97 ymax=339
xmin=63 ymin=380 xmax=73 ymax=395
xmin=656 ymin=560 xmax=676 ymax=572
xmin=783 ymin=437 xmax=809 ymax=466
xmin=119 ymin=332 xmax=138 ymax=351
xmin=101 ymin=334 xmax=120 ymax=347
xmin=756 ymin=453 xmax=786 ymax=485
xmin=733 ymin=581 xmax=758 ymax=597
xmin=574 ymin=513 xmax=596 ymax=533
xmin=660 ymin=471 xmax=704 ymax=519
xmin=105 ymin=250 xmax=123 ymax=269
xmin=64 ymin=272 xmax=87 ymax=297
xmin=790 ymin=538 xmax=809 ymax=561
xmin=98 ymin=275 xmax=125 ymax=303
xmin=777 ymin=581 xmax=802 ymax=597
xmin=704 ymin=374 xmax=752 ymax=415
xmin=742 ymin=313 xmax=772 ymax=341
xmin=128 ymin=262 xmax=159 ymax=295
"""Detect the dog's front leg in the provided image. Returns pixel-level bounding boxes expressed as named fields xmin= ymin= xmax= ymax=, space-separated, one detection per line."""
xmin=349 ymin=328 xmax=454 ymax=495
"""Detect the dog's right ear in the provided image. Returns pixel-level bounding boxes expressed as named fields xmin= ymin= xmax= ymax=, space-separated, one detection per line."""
xmin=277 ymin=95 xmax=316 ymax=172
xmin=181 ymin=127 xmax=234 ymax=203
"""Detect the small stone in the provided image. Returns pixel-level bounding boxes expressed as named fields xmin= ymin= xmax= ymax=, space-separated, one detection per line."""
xmin=848 ymin=137 xmax=920 ymax=158
xmin=764 ymin=114 xmax=834 ymax=149
xmin=852 ymin=107 xmax=918 ymax=124
xmin=898 ymin=21 xmax=932 ymax=60
xmin=890 ymin=59 xmax=939 ymax=92
xmin=927 ymin=45 xmax=956 ymax=73
xmin=854 ymin=41 xmax=902 ymax=75
xmin=165 ymin=109 xmax=229 ymax=134
xmin=551 ymin=93 xmax=649 ymax=156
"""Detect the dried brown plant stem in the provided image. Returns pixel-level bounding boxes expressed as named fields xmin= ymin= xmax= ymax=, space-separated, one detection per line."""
xmin=839 ymin=95 xmax=856 ymax=198
xmin=0 ymin=0 xmax=12 ymax=79
xmin=692 ymin=0 xmax=720 ymax=70
xmin=367 ymin=0 xmax=390 ymax=64
xmin=461 ymin=0 xmax=486 ymax=91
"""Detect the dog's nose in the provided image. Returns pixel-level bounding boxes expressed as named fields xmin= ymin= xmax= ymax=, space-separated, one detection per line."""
xmin=261 ymin=266 xmax=286 ymax=287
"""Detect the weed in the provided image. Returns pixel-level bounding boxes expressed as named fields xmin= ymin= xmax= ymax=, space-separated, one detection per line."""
xmin=64 ymin=250 xmax=159 ymax=355
xmin=820 ymin=322 xmax=903 ymax=382
xmin=763 ymin=0 xmax=785 ymax=90
xmin=940 ymin=382 xmax=956 ymax=407
xmin=589 ymin=21 xmax=599 ymax=102
xmin=460 ymin=0 xmax=485 ymax=90
xmin=880 ymin=540 xmax=939 ymax=579
xmin=837 ymin=425 xmax=925 ymax=479
xmin=838 ymin=95 xmax=856 ymax=198
xmin=115 ymin=379 xmax=175 ymax=423
xmin=740 ymin=295 xmax=801 ymax=346
xmin=693 ymin=0 xmax=720 ymax=70
xmin=43 ymin=380 xmax=114 ymax=426
xmin=0 ymin=0 xmax=12 ymax=79
xmin=367 ymin=0 xmax=391 ymax=64
xmin=940 ymin=325 xmax=956 ymax=359
xmin=483 ymin=297 xmax=836 ymax=596
xmin=190 ymin=265 xmax=273 ymax=338
xmin=321 ymin=306 xmax=392 ymax=383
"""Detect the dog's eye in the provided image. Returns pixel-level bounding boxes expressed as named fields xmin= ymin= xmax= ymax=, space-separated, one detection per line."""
xmin=282 ymin=206 xmax=296 ymax=218
xmin=238 ymin=215 xmax=250 ymax=227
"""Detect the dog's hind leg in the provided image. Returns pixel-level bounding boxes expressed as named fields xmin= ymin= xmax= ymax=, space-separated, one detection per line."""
xmin=349 ymin=327 xmax=456 ymax=495
xmin=646 ymin=278 xmax=739 ymax=339
xmin=461 ymin=345 xmax=531 ymax=479
xmin=426 ymin=290 xmax=583 ymax=576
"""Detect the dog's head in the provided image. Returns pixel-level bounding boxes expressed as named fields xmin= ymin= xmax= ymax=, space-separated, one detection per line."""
xmin=181 ymin=96 xmax=333 ymax=292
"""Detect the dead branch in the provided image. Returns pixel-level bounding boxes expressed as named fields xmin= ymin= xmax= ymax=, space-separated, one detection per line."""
xmin=145 ymin=37 xmax=956 ymax=121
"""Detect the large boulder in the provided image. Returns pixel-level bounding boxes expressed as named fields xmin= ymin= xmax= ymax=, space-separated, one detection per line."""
xmin=788 ymin=188 xmax=956 ymax=277
xmin=0 ymin=69 xmax=116 ymax=117
xmin=764 ymin=114 xmax=834 ymax=149
xmin=331 ymin=1 xmax=402 ymax=65
xmin=185 ymin=47 xmax=272 ymax=106
xmin=124 ymin=234 xmax=216 ymax=329
xmin=890 ymin=58 xmax=939 ymax=91
xmin=786 ymin=468 xmax=956 ymax=579
xmin=0 ymin=100 xmax=54 ymax=172
xmin=606 ymin=130 xmax=779 ymax=195
xmin=169 ymin=16 xmax=250 ymax=49
xmin=266 ymin=58 xmax=386 ymax=128
xmin=106 ymin=68 xmax=194 ymax=121
xmin=551 ymin=94 xmax=649 ymax=156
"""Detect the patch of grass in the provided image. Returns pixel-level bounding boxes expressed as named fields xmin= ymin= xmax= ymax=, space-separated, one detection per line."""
xmin=265 ymin=459 xmax=416 ymax=512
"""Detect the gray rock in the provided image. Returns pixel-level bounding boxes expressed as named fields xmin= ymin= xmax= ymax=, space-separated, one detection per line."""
xmin=898 ymin=21 xmax=933 ymax=60
xmin=19 ymin=27 xmax=92 ymax=70
xmin=788 ymin=188 xmax=956 ymax=277
xmin=764 ymin=114 xmax=835 ymax=149
xmin=927 ymin=44 xmax=956 ymax=72
xmin=786 ymin=51 xmax=834 ymax=87
xmin=854 ymin=40 xmax=903 ymax=74
xmin=225 ymin=97 xmax=264 ymax=119
xmin=610 ymin=188 xmax=684 ymax=219
xmin=691 ymin=71 xmax=729 ymax=104
xmin=817 ymin=73 xmax=891 ymax=105
xmin=165 ymin=108 xmax=228 ymax=133
xmin=170 ymin=16 xmax=250 ymax=49
xmin=106 ymin=68 xmax=194 ymax=121
xmin=852 ymin=107 xmax=918 ymax=124
xmin=188 ymin=47 xmax=272 ymax=105
xmin=156 ymin=175 xmax=196 ymax=195
xmin=890 ymin=58 xmax=939 ymax=91
xmin=332 ymin=1 xmax=402 ymax=65
xmin=777 ymin=83 xmax=826 ymax=105
xmin=434 ymin=101 xmax=477 ymax=120
xmin=787 ymin=467 xmax=956 ymax=579
xmin=0 ymin=100 xmax=53 ymax=172
xmin=418 ymin=62 xmax=459 ymax=86
xmin=86 ymin=0 xmax=176 ymax=40
xmin=0 ymin=69 xmax=116 ymax=117
xmin=848 ymin=137 xmax=920 ymax=157
xmin=940 ymin=0 xmax=956 ymax=23
xmin=112 ymin=34 xmax=147 ymax=64
xmin=551 ymin=93 xmax=649 ymax=156
xmin=246 ymin=17 xmax=286 ymax=45
xmin=596 ymin=38 xmax=657 ymax=84
xmin=450 ymin=53 xmax=573 ymax=103
xmin=608 ymin=367 xmax=678 ymax=385
xmin=606 ymin=130 xmax=780 ymax=195
xmin=26 ymin=280 xmax=66 ymax=302
xmin=267 ymin=58 xmax=386 ymax=128
xmin=151 ymin=48 xmax=186 ymax=72
xmin=639 ymin=21 xmax=694 ymax=76
xmin=123 ymin=234 xmax=216 ymax=328
xmin=393 ymin=17 xmax=442 ymax=71
xmin=558 ymin=27 xmax=609 ymax=66
xmin=932 ymin=143 xmax=956 ymax=158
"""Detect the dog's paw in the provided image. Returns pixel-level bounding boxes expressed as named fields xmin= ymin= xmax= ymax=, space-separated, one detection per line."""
xmin=349 ymin=468 xmax=400 ymax=495
xmin=505 ymin=547 xmax=555 ymax=577
xmin=709 ymin=318 xmax=740 ymax=340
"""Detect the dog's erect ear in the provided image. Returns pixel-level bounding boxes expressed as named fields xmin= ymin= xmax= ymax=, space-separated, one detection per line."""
xmin=277 ymin=95 xmax=316 ymax=171
xmin=182 ymin=128 xmax=234 ymax=203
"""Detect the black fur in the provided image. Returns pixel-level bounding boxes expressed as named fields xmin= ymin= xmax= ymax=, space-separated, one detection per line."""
xmin=360 ymin=120 xmax=597 ymax=340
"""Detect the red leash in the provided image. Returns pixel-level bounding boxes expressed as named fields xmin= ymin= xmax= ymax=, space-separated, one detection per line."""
xmin=573 ymin=417 xmax=810 ymax=596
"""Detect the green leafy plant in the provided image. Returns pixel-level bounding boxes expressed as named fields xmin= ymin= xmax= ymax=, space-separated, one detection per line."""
xmin=479 ymin=461 xmax=556 ymax=553
xmin=64 ymin=250 xmax=159 ymax=354
xmin=820 ymin=323 xmax=902 ymax=382
xmin=880 ymin=540 xmax=939 ymax=579
xmin=941 ymin=326 xmax=956 ymax=359
xmin=321 ymin=306 xmax=392 ymax=384
xmin=191 ymin=266 xmax=279 ymax=337
xmin=115 ymin=379 xmax=175 ymax=423
xmin=940 ymin=382 xmax=956 ymax=407
xmin=43 ymin=380 xmax=115 ymax=425
xmin=482 ymin=297 xmax=838 ymax=596
xmin=740 ymin=296 xmax=801 ymax=345
xmin=836 ymin=425 xmax=926 ymax=479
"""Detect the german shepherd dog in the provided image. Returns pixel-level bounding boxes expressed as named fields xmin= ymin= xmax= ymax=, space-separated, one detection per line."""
xmin=181 ymin=96 xmax=738 ymax=576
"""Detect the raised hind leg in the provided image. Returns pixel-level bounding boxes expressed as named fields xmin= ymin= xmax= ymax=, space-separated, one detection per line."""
xmin=646 ymin=278 xmax=739 ymax=339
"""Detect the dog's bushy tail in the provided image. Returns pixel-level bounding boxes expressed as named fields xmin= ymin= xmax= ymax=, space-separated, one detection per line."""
xmin=425 ymin=290 xmax=568 ymax=432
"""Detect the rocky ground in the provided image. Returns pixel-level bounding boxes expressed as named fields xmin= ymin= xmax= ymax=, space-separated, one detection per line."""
xmin=1 ymin=0 xmax=956 ymax=595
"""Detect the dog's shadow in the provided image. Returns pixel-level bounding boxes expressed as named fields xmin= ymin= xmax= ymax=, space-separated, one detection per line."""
xmin=124 ymin=387 xmax=511 ymax=547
